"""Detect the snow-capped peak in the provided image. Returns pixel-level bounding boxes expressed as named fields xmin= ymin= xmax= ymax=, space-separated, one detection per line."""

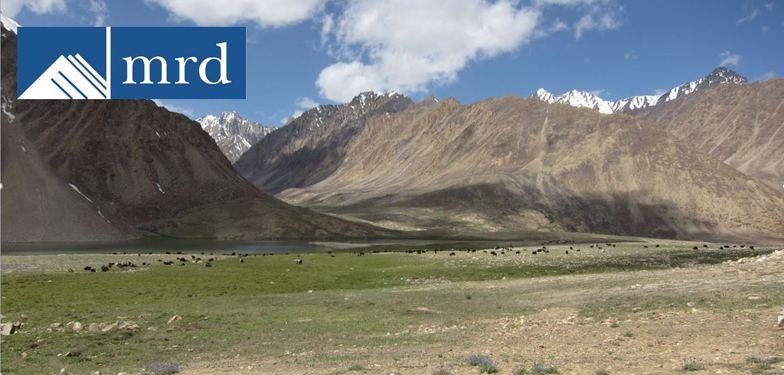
xmin=1 ymin=13 xmax=20 ymax=34
xmin=196 ymin=111 xmax=275 ymax=163
xmin=659 ymin=67 xmax=748 ymax=104
xmin=534 ymin=67 xmax=747 ymax=114
xmin=534 ymin=88 xmax=614 ymax=114
xmin=535 ymin=88 xmax=555 ymax=103
xmin=350 ymin=91 xmax=406 ymax=107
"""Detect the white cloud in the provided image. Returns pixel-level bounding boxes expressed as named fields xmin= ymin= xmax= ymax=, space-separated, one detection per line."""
xmin=87 ymin=0 xmax=107 ymax=26
xmin=736 ymin=9 xmax=759 ymax=25
xmin=2 ymin=0 xmax=106 ymax=26
xmin=282 ymin=97 xmax=320 ymax=124
xmin=761 ymin=25 xmax=770 ymax=33
xmin=152 ymin=99 xmax=195 ymax=117
xmin=574 ymin=8 xmax=623 ymax=39
xmin=764 ymin=3 xmax=774 ymax=11
xmin=320 ymin=14 xmax=334 ymax=46
xmin=653 ymin=88 xmax=666 ymax=96
xmin=317 ymin=0 xmax=540 ymax=102
xmin=551 ymin=18 xmax=569 ymax=32
xmin=589 ymin=89 xmax=606 ymax=97
xmin=530 ymin=0 xmax=624 ymax=40
xmin=146 ymin=0 xmax=326 ymax=27
xmin=719 ymin=51 xmax=741 ymax=67
xmin=295 ymin=97 xmax=319 ymax=109
xmin=2 ymin=0 xmax=66 ymax=17
xmin=624 ymin=50 xmax=636 ymax=59
xmin=533 ymin=17 xmax=569 ymax=38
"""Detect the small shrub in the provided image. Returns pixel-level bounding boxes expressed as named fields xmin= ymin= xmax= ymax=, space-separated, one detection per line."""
xmin=681 ymin=359 xmax=704 ymax=371
xmin=465 ymin=294 xmax=473 ymax=300
xmin=595 ymin=369 xmax=609 ymax=375
xmin=479 ymin=363 xmax=499 ymax=374
xmin=511 ymin=366 xmax=528 ymax=375
xmin=432 ymin=368 xmax=452 ymax=375
xmin=746 ymin=355 xmax=781 ymax=367
xmin=623 ymin=331 xmax=634 ymax=338
xmin=145 ymin=363 xmax=181 ymax=374
xmin=609 ymin=322 xmax=620 ymax=328
xmin=530 ymin=363 xmax=559 ymax=375
xmin=347 ymin=364 xmax=366 ymax=371
xmin=467 ymin=354 xmax=494 ymax=367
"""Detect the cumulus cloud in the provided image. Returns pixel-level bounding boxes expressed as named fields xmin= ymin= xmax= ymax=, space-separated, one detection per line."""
xmin=146 ymin=0 xmax=326 ymax=27
xmin=2 ymin=0 xmax=66 ymax=17
xmin=736 ymin=9 xmax=759 ymax=25
xmin=282 ymin=97 xmax=320 ymax=124
xmin=316 ymin=0 xmax=540 ymax=102
xmin=152 ymin=99 xmax=195 ymax=117
xmin=719 ymin=51 xmax=741 ymax=67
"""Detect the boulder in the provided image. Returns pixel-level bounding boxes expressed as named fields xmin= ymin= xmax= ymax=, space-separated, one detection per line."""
xmin=100 ymin=322 xmax=117 ymax=333
xmin=1 ymin=323 xmax=16 ymax=336
xmin=72 ymin=322 xmax=83 ymax=332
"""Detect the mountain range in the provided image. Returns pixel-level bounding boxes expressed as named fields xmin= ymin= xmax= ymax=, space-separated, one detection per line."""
xmin=535 ymin=67 xmax=748 ymax=114
xmin=197 ymin=111 xmax=275 ymax=163
xmin=235 ymin=77 xmax=783 ymax=241
xmin=2 ymin=14 xmax=781 ymax=243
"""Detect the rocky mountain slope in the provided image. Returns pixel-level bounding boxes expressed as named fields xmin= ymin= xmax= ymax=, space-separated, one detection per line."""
xmin=1 ymin=19 xmax=387 ymax=241
xmin=236 ymin=92 xmax=783 ymax=241
xmin=197 ymin=111 xmax=274 ymax=163
xmin=536 ymin=67 xmax=747 ymax=114
xmin=234 ymin=91 xmax=413 ymax=194
xmin=635 ymin=77 xmax=784 ymax=186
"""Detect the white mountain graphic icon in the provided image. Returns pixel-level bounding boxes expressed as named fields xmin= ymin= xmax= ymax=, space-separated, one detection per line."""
xmin=19 ymin=54 xmax=109 ymax=99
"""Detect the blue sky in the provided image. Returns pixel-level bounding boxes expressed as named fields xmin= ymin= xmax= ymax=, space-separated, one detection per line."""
xmin=3 ymin=0 xmax=782 ymax=126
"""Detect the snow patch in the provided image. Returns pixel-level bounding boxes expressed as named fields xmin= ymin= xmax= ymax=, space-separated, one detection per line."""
xmin=1 ymin=14 xmax=20 ymax=34
xmin=68 ymin=183 xmax=93 ymax=203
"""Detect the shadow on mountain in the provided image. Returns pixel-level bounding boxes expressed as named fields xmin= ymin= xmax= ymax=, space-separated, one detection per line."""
xmin=322 ymin=182 xmax=779 ymax=243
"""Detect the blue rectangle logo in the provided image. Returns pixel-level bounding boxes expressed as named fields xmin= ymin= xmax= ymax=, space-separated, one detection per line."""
xmin=17 ymin=27 xmax=246 ymax=100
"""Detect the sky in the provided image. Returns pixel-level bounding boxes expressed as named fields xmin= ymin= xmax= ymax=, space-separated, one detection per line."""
xmin=3 ymin=0 xmax=783 ymax=126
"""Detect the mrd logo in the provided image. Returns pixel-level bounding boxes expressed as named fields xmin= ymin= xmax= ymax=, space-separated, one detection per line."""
xmin=17 ymin=27 xmax=246 ymax=99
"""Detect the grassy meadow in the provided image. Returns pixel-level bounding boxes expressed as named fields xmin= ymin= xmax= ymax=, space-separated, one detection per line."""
xmin=0 ymin=238 xmax=781 ymax=374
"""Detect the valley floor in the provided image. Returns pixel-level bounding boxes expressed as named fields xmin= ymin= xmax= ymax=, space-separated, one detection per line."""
xmin=1 ymin=239 xmax=782 ymax=374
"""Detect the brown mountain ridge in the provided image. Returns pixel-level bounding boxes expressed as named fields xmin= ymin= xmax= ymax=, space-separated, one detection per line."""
xmin=236 ymin=91 xmax=783 ymax=242
xmin=634 ymin=78 xmax=784 ymax=187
